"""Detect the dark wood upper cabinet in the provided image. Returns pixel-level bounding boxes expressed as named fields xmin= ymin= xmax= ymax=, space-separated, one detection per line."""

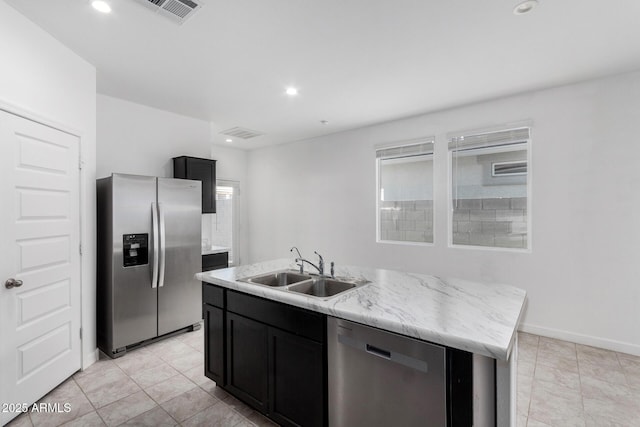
xmin=173 ymin=156 xmax=217 ymax=213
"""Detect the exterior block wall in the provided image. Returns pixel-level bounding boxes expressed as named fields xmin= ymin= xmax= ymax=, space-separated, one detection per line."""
xmin=379 ymin=200 xmax=433 ymax=243
xmin=380 ymin=197 xmax=527 ymax=248
xmin=452 ymin=197 xmax=527 ymax=248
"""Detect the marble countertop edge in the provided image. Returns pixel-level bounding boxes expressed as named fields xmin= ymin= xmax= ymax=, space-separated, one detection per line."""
xmin=196 ymin=259 xmax=526 ymax=360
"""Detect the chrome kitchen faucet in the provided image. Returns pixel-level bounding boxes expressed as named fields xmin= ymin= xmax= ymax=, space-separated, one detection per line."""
xmin=290 ymin=247 xmax=328 ymax=276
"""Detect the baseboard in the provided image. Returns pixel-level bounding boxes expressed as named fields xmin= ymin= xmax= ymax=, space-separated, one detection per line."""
xmin=82 ymin=348 xmax=99 ymax=370
xmin=519 ymin=323 xmax=640 ymax=357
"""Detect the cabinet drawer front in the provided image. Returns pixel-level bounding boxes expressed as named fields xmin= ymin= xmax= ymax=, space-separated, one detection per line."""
xmin=227 ymin=291 xmax=324 ymax=342
xmin=202 ymin=253 xmax=228 ymax=271
xmin=203 ymin=284 xmax=224 ymax=308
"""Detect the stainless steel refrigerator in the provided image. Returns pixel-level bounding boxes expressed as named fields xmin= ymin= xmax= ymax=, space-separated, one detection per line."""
xmin=97 ymin=173 xmax=202 ymax=357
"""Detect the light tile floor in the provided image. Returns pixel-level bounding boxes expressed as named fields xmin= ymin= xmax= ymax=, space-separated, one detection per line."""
xmin=6 ymin=326 xmax=275 ymax=427
xmin=517 ymin=333 xmax=640 ymax=426
xmin=6 ymin=331 xmax=640 ymax=427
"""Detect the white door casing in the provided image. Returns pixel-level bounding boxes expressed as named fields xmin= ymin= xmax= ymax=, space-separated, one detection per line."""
xmin=0 ymin=110 xmax=82 ymax=425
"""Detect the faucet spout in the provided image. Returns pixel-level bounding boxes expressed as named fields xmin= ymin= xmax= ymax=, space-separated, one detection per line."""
xmin=290 ymin=246 xmax=302 ymax=259
xmin=314 ymin=251 xmax=324 ymax=276
xmin=297 ymin=258 xmax=321 ymax=275
xmin=290 ymin=246 xmax=304 ymax=273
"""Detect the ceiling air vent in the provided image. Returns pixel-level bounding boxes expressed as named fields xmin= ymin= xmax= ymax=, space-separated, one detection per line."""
xmin=134 ymin=0 xmax=203 ymax=24
xmin=220 ymin=127 xmax=264 ymax=140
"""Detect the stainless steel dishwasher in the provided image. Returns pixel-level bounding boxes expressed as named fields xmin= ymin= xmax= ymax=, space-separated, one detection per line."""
xmin=328 ymin=317 xmax=447 ymax=426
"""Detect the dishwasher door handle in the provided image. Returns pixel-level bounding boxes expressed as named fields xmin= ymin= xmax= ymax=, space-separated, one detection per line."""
xmin=338 ymin=333 xmax=430 ymax=374
xmin=366 ymin=344 xmax=391 ymax=359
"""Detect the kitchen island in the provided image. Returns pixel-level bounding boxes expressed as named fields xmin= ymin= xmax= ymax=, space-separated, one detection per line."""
xmin=197 ymin=259 xmax=526 ymax=426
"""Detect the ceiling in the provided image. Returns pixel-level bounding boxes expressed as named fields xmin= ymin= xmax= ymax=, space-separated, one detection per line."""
xmin=6 ymin=0 xmax=640 ymax=150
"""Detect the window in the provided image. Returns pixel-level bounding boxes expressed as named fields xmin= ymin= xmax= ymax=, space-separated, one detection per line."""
xmin=449 ymin=127 xmax=530 ymax=250
xmin=376 ymin=138 xmax=434 ymax=244
xmin=210 ymin=180 xmax=241 ymax=265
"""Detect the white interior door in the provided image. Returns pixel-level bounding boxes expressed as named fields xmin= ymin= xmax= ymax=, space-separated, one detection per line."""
xmin=0 ymin=110 xmax=82 ymax=425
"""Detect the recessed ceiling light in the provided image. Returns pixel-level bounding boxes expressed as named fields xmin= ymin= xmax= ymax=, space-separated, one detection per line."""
xmin=285 ymin=87 xmax=298 ymax=96
xmin=92 ymin=0 xmax=111 ymax=13
xmin=225 ymin=139 xmax=233 ymax=143
xmin=513 ymin=0 xmax=538 ymax=15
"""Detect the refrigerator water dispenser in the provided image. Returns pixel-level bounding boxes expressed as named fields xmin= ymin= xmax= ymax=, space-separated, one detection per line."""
xmin=123 ymin=234 xmax=148 ymax=267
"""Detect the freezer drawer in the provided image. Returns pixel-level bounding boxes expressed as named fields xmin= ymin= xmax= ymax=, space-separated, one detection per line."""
xmin=328 ymin=317 xmax=446 ymax=427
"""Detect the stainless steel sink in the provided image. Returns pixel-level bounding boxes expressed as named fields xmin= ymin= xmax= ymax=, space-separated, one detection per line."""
xmin=239 ymin=270 xmax=312 ymax=287
xmin=288 ymin=277 xmax=365 ymax=299
xmin=239 ymin=269 xmax=369 ymax=299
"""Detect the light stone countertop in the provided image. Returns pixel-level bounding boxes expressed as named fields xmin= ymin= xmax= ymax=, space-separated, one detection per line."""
xmin=196 ymin=259 xmax=526 ymax=360
xmin=201 ymin=245 xmax=230 ymax=256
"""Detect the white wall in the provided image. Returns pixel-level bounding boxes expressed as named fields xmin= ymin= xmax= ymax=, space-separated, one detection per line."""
xmin=97 ymin=94 xmax=212 ymax=178
xmin=97 ymin=95 xmax=249 ymax=264
xmin=247 ymin=71 xmax=640 ymax=355
xmin=0 ymin=1 xmax=97 ymax=368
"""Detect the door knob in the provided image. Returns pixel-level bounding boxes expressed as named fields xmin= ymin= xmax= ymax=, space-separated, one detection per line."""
xmin=5 ymin=278 xmax=23 ymax=289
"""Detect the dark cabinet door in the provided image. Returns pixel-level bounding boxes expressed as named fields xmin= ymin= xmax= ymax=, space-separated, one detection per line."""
xmin=173 ymin=156 xmax=216 ymax=213
xmin=268 ymin=328 xmax=325 ymax=427
xmin=226 ymin=313 xmax=269 ymax=413
xmin=202 ymin=253 xmax=228 ymax=271
xmin=186 ymin=157 xmax=215 ymax=213
xmin=204 ymin=304 xmax=225 ymax=385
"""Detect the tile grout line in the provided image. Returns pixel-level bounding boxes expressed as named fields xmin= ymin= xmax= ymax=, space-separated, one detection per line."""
xmin=77 ymin=366 xmax=125 ymax=427
xmin=178 ymin=397 xmax=223 ymax=426
xmin=163 ymin=376 xmax=215 ymax=426
xmin=120 ymin=387 xmax=179 ymax=427
xmin=574 ymin=344 xmax=586 ymax=425
xmin=141 ymin=364 xmax=217 ymax=426
xmin=525 ymin=336 xmax=539 ymax=425
xmin=615 ymin=352 xmax=630 ymax=391
xmin=70 ymin=375 xmax=106 ymax=427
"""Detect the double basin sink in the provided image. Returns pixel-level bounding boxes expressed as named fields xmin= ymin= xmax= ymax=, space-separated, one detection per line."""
xmin=238 ymin=270 xmax=369 ymax=300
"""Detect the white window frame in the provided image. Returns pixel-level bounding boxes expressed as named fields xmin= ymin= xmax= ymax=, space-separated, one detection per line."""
xmin=214 ymin=179 xmax=241 ymax=266
xmin=447 ymin=125 xmax=532 ymax=253
xmin=375 ymin=137 xmax=435 ymax=246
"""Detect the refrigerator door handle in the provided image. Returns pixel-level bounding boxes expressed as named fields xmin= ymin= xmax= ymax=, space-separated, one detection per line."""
xmin=151 ymin=202 xmax=159 ymax=288
xmin=158 ymin=202 xmax=166 ymax=288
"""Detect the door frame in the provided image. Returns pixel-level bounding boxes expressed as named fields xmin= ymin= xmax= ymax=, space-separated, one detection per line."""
xmin=0 ymin=98 xmax=86 ymax=370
